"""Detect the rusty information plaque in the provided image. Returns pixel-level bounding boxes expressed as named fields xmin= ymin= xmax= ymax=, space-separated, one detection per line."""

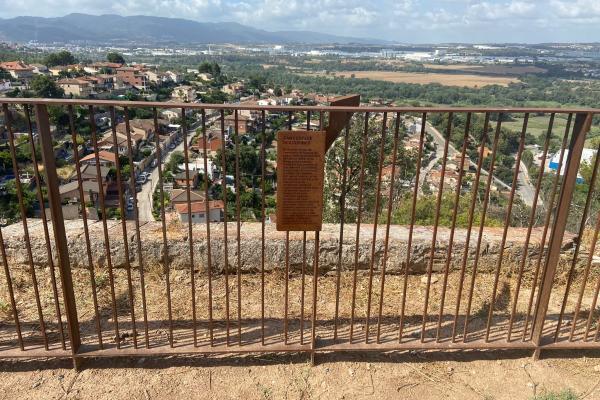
xmin=276 ymin=130 xmax=326 ymax=231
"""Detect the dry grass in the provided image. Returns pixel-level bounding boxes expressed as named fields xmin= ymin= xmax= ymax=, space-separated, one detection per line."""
xmin=306 ymin=71 xmax=520 ymax=88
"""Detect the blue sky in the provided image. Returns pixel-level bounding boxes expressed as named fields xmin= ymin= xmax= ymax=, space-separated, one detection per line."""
xmin=0 ymin=0 xmax=599 ymax=43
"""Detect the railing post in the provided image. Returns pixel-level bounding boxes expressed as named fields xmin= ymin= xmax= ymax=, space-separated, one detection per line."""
xmin=35 ymin=104 xmax=81 ymax=367
xmin=531 ymin=112 xmax=593 ymax=358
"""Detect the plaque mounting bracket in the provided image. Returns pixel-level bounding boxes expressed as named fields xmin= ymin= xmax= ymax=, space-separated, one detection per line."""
xmin=325 ymin=94 xmax=360 ymax=150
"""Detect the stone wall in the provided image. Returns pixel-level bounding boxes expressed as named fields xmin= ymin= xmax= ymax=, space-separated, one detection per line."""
xmin=0 ymin=219 xmax=583 ymax=275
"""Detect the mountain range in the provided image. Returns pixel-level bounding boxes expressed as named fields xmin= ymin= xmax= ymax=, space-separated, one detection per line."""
xmin=0 ymin=13 xmax=386 ymax=45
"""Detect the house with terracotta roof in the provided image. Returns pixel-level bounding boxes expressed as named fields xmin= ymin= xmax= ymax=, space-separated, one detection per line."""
xmin=0 ymin=61 xmax=34 ymax=79
xmin=224 ymin=113 xmax=251 ymax=134
xmin=84 ymin=62 xmax=123 ymax=74
xmin=116 ymin=67 xmax=149 ymax=90
xmin=79 ymin=151 xmax=117 ymax=168
xmin=174 ymin=170 xmax=199 ymax=189
xmin=175 ymin=200 xmax=224 ymax=223
xmin=58 ymin=78 xmax=92 ymax=97
xmin=191 ymin=136 xmax=222 ymax=157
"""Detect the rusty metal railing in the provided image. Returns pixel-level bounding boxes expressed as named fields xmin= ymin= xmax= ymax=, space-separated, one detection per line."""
xmin=0 ymin=99 xmax=599 ymax=368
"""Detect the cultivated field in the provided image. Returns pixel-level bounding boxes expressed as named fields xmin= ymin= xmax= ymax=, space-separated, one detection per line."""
xmin=504 ymin=114 xmax=600 ymax=145
xmin=308 ymin=71 xmax=520 ymax=88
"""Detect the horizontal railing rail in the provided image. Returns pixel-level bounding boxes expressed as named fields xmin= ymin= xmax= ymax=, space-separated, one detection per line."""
xmin=0 ymin=98 xmax=598 ymax=368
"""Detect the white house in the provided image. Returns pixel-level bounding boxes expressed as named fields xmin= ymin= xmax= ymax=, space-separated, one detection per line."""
xmin=175 ymin=200 xmax=224 ymax=223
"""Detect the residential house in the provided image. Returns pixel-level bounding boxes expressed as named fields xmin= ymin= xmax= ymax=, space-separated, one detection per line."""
xmin=30 ymin=64 xmax=49 ymax=75
xmin=191 ymin=135 xmax=222 ymax=157
xmin=0 ymin=80 xmax=11 ymax=92
xmin=174 ymin=170 xmax=199 ymax=189
xmin=58 ymin=78 xmax=92 ymax=97
xmin=197 ymin=72 xmax=212 ymax=81
xmin=170 ymin=188 xmax=205 ymax=206
xmin=171 ymin=85 xmax=197 ymax=102
xmin=116 ymin=67 xmax=149 ymax=90
xmin=59 ymin=180 xmax=106 ymax=203
xmin=224 ymin=113 xmax=251 ymax=134
xmin=0 ymin=61 xmax=34 ymax=80
xmin=144 ymin=70 xmax=167 ymax=84
xmin=79 ymin=150 xmax=117 ymax=168
xmin=165 ymin=71 xmax=182 ymax=83
xmin=428 ymin=169 xmax=461 ymax=191
xmin=69 ymin=164 xmax=111 ymax=184
xmin=84 ymin=62 xmax=122 ymax=74
xmin=97 ymin=131 xmax=137 ymax=156
xmin=221 ymin=82 xmax=244 ymax=96
xmin=175 ymin=200 xmax=224 ymax=223
xmin=116 ymin=118 xmax=167 ymax=144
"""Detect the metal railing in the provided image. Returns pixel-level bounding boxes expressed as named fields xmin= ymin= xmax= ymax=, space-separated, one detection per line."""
xmin=0 ymin=98 xmax=599 ymax=368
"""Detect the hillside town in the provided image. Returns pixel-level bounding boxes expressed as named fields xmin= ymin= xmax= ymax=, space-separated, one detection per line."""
xmin=0 ymin=50 xmax=598 ymax=228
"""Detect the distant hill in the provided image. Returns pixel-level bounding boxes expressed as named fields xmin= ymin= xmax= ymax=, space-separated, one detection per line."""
xmin=0 ymin=13 xmax=386 ymax=45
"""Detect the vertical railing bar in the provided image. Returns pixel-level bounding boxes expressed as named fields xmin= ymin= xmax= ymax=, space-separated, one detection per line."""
xmin=201 ymin=109 xmax=214 ymax=346
xmin=25 ymin=105 xmax=66 ymax=349
xmin=68 ymin=106 xmax=103 ymax=348
xmin=0 ymin=105 xmax=23 ymax=351
xmin=365 ymin=112 xmax=388 ymax=344
xmin=283 ymin=110 xmax=292 ymax=345
xmin=556 ymin=138 xmax=600 ymax=341
xmin=35 ymin=104 xmax=80 ymax=363
xmin=284 ymin=230 xmax=289 ymax=344
xmin=218 ymin=109 xmax=228 ymax=347
xmin=234 ymin=109 xmax=242 ymax=346
xmin=109 ymin=106 xmax=137 ymax=349
xmin=181 ymin=107 xmax=197 ymax=347
xmin=260 ymin=110 xmax=266 ymax=345
xmin=300 ymin=110 xmax=311 ymax=345
xmin=573 ymin=202 xmax=600 ymax=341
xmin=333 ymin=123 xmax=350 ymax=342
xmin=88 ymin=105 xmax=120 ymax=348
xmin=531 ymin=112 xmax=593 ymax=349
xmin=421 ymin=112 xmax=453 ymax=342
xmin=484 ymin=113 xmax=529 ymax=342
xmin=0 ymin=224 xmax=22 ymax=350
xmin=376 ymin=112 xmax=402 ymax=343
xmin=311 ymin=231 xmax=320 ymax=362
xmin=349 ymin=112 xmax=369 ymax=343
xmin=122 ymin=107 xmax=150 ymax=348
xmin=507 ymin=113 xmax=555 ymax=341
xmin=451 ymin=113 xmax=490 ymax=342
xmin=223 ymin=110 xmax=231 ymax=347
xmin=300 ymin=231 xmax=307 ymax=345
xmin=3 ymin=103 xmax=49 ymax=349
xmin=522 ymin=113 xmax=572 ymax=340
xmin=463 ymin=116 xmax=503 ymax=342
xmin=399 ymin=112 xmax=427 ymax=342
xmin=436 ymin=112 xmax=471 ymax=341
xmin=153 ymin=107 xmax=173 ymax=347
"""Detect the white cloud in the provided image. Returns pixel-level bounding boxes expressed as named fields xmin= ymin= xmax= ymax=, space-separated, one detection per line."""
xmin=0 ymin=0 xmax=599 ymax=42
xmin=550 ymin=0 xmax=600 ymax=18
xmin=467 ymin=1 xmax=536 ymax=20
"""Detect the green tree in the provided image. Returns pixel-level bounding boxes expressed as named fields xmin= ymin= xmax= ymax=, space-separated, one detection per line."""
xmin=106 ymin=52 xmax=125 ymax=64
xmin=44 ymin=50 xmax=76 ymax=67
xmin=29 ymin=75 xmax=64 ymax=98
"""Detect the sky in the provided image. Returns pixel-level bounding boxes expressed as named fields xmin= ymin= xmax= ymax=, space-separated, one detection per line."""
xmin=0 ymin=0 xmax=599 ymax=43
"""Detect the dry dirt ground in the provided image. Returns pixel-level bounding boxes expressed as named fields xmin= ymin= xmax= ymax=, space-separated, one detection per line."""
xmin=2 ymin=265 xmax=600 ymax=399
xmin=1 ymin=349 xmax=600 ymax=399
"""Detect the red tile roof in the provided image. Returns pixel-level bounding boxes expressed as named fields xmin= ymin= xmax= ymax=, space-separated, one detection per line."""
xmin=0 ymin=61 xmax=33 ymax=71
xmin=79 ymin=150 xmax=117 ymax=163
xmin=175 ymin=200 xmax=224 ymax=214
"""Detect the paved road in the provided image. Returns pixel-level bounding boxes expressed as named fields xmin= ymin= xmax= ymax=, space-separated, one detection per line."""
xmin=423 ymin=122 xmax=536 ymax=207
xmin=136 ymin=120 xmax=203 ymax=221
